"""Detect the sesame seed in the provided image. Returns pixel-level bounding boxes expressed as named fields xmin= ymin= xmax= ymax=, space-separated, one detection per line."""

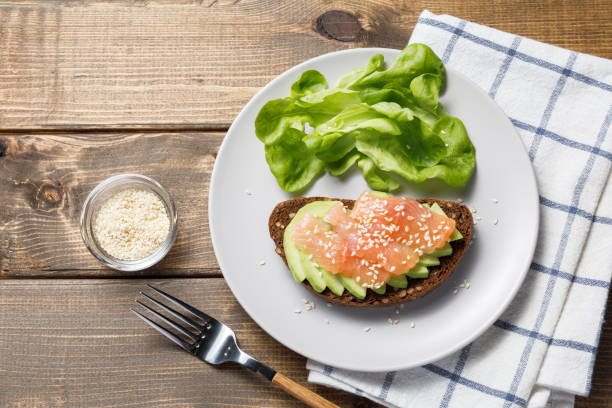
xmin=470 ymin=206 xmax=477 ymax=213
xmin=305 ymin=305 xmax=313 ymax=311
xmin=493 ymin=218 xmax=499 ymax=225
xmin=245 ymin=189 xmax=252 ymax=196
xmin=364 ymin=327 xmax=371 ymax=332
xmin=395 ymin=308 xmax=400 ymax=315
xmin=259 ymin=260 xmax=266 ymax=266
xmin=325 ymin=319 xmax=330 ymax=324
xmin=289 ymin=212 xmax=296 ymax=218
xmin=492 ymin=198 xmax=499 ymax=204
xmin=453 ymin=289 xmax=458 ymax=294
xmin=388 ymin=317 xmax=393 ymax=324
xmin=445 ymin=143 xmax=449 ymax=147
xmin=457 ymin=198 xmax=463 ymax=203
xmin=294 ymin=310 xmax=301 ymax=314
xmin=327 ymin=302 xmax=332 ymax=307
xmin=393 ymin=319 xmax=400 ymax=325
xmin=302 ymin=299 xmax=308 ymax=304
xmin=406 ymin=145 xmax=411 ymax=150
xmin=410 ymin=321 xmax=415 ymax=328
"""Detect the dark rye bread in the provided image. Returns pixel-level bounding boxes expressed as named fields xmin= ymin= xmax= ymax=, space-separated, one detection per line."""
xmin=269 ymin=197 xmax=473 ymax=307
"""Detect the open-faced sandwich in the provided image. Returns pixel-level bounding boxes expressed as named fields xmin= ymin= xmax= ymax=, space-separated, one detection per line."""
xmin=269 ymin=191 xmax=472 ymax=306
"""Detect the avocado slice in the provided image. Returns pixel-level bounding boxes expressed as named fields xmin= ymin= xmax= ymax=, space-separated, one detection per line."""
xmin=283 ymin=201 xmax=342 ymax=290
xmin=430 ymin=242 xmax=452 ymax=257
xmin=418 ymin=254 xmax=440 ymax=266
xmin=429 ymin=202 xmax=463 ymax=241
xmin=338 ymin=275 xmax=367 ymax=299
xmin=372 ymin=284 xmax=387 ymax=295
xmin=406 ymin=265 xmax=429 ymax=279
xmin=322 ymin=269 xmax=345 ymax=296
xmin=388 ymin=274 xmax=408 ymax=288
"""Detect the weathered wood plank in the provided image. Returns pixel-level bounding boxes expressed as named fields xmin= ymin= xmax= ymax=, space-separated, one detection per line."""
xmin=0 ymin=278 xmax=378 ymax=408
xmin=0 ymin=278 xmax=609 ymax=408
xmin=0 ymin=1 xmax=610 ymax=130
xmin=0 ymin=133 xmax=223 ymax=276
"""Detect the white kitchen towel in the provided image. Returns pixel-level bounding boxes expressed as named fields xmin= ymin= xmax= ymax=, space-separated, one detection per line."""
xmin=308 ymin=10 xmax=612 ymax=408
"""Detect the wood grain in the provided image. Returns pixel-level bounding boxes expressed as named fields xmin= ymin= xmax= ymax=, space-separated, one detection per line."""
xmin=0 ymin=133 xmax=223 ymax=277
xmin=0 ymin=0 xmax=610 ymax=130
xmin=0 ymin=279 xmax=377 ymax=408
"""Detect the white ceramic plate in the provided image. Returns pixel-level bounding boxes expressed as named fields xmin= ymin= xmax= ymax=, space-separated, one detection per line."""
xmin=209 ymin=48 xmax=539 ymax=372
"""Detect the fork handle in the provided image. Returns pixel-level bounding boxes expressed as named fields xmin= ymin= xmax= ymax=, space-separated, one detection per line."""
xmin=271 ymin=372 xmax=340 ymax=408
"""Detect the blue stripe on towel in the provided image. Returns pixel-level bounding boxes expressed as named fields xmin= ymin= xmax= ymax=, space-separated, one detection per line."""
xmin=511 ymin=118 xmax=612 ymax=162
xmin=417 ymin=17 xmax=612 ymax=92
xmin=494 ymin=320 xmax=598 ymax=353
xmin=423 ymin=364 xmax=527 ymax=406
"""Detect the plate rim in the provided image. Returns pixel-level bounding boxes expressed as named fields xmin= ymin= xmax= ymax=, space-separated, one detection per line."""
xmin=209 ymin=47 xmax=540 ymax=372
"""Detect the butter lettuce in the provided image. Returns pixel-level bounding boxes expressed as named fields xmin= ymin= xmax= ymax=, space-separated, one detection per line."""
xmin=255 ymin=43 xmax=475 ymax=192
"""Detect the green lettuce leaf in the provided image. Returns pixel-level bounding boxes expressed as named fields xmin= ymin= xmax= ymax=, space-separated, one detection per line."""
xmin=290 ymin=70 xmax=327 ymax=98
xmin=358 ymin=156 xmax=400 ymax=191
xmin=336 ymin=54 xmax=385 ymax=89
xmin=325 ymin=149 xmax=362 ymax=176
xmin=254 ymin=43 xmax=475 ymax=192
xmin=255 ymin=89 xmax=360 ymax=145
xmin=347 ymin=43 xmax=446 ymax=91
xmin=264 ymin=128 xmax=324 ymax=192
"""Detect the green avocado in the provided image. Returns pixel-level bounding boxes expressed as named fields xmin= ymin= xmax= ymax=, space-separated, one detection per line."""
xmin=338 ymin=275 xmax=367 ymax=299
xmin=429 ymin=202 xmax=463 ymax=241
xmin=284 ymin=201 xmax=343 ymax=293
xmin=418 ymin=254 xmax=440 ymax=266
xmin=372 ymin=283 xmax=387 ymax=295
xmin=282 ymin=193 xmax=459 ymax=297
xmin=430 ymin=242 xmax=452 ymax=257
xmin=406 ymin=264 xmax=429 ymax=279
xmin=387 ymin=274 xmax=408 ymax=288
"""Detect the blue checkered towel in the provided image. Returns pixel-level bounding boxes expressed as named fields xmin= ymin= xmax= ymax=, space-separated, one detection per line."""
xmin=307 ymin=10 xmax=612 ymax=408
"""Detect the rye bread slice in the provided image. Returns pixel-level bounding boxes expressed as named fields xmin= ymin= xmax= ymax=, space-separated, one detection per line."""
xmin=269 ymin=197 xmax=473 ymax=307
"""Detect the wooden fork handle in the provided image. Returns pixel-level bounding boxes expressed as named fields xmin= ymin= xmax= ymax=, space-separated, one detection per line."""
xmin=271 ymin=372 xmax=340 ymax=408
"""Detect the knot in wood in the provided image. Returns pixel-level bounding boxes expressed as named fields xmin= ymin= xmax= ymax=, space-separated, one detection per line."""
xmin=33 ymin=182 xmax=64 ymax=210
xmin=315 ymin=10 xmax=362 ymax=42
xmin=0 ymin=139 xmax=7 ymax=157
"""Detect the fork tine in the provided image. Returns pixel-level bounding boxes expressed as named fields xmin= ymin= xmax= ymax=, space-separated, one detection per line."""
xmin=146 ymin=284 xmax=213 ymax=323
xmin=140 ymin=292 xmax=201 ymax=332
xmin=131 ymin=309 xmax=194 ymax=353
xmin=136 ymin=300 xmax=199 ymax=343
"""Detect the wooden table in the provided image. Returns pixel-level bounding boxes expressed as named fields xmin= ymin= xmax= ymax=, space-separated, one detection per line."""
xmin=0 ymin=1 xmax=610 ymax=407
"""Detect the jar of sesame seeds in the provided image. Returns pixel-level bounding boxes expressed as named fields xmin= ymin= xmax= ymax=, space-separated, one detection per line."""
xmin=80 ymin=174 xmax=178 ymax=271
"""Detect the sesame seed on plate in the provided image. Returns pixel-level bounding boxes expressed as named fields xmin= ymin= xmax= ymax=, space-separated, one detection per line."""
xmin=457 ymin=198 xmax=463 ymax=203
xmin=492 ymin=198 xmax=499 ymax=204
xmin=387 ymin=317 xmax=393 ymax=324
xmin=410 ymin=321 xmax=415 ymax=328
xmin=493 ymin=218 xmax=499 ymax=225
xmin=245 ymin=189 xmax=252 ymax=196
xmin=259 ymin=260 xmax=266 ymax=266
xmin=364 ymin=327 xmax=371 ymax=333
xmin=294 ymin=310 xmax=301 ymax=314
xmin=327 ymin=302 xmax=332 ymax=307
xmin=325 ymin=319 xmax=330 ymax=325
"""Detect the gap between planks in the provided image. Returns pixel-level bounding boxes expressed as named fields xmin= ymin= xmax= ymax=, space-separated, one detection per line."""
xmin=0 ymin=125 xmax=231 ymax=135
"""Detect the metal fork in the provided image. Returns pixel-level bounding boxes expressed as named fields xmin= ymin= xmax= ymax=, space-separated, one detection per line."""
xmin=132 ymin=284 xmax=339 ymax=408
